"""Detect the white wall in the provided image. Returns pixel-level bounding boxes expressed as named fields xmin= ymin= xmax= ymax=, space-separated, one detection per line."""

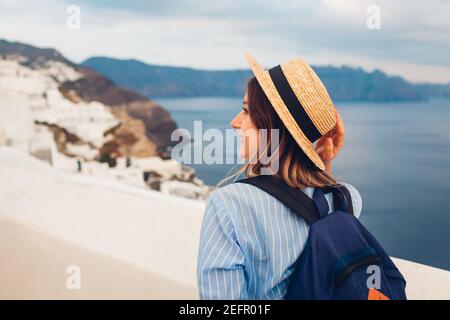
xmin=0 ymin=147 xmax=204 ymax=299
xmin=0 ymin=147 xmax=449 ymax=300
xmin=0 ymin=94 xmax=32 ymax=151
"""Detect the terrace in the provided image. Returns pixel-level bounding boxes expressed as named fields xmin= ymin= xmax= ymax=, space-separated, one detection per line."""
xmin=0 ymin=147 xmax=449 ymax=299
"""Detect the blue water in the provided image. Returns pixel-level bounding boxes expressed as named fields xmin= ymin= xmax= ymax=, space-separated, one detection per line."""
xmin=155 ymin=97 xmax=450 ymax=271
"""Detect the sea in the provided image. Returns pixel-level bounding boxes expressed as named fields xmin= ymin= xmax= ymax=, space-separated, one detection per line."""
xmin=155 ymin=97 xmax=450 ymax=271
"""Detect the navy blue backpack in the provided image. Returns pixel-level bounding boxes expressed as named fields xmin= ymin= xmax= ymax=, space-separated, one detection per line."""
xmin=237 ymin=175 xmax=407 ymax=300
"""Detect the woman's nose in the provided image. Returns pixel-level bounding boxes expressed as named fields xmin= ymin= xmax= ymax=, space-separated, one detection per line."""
xmin=230 ymin=113 xmax=241 ymax=129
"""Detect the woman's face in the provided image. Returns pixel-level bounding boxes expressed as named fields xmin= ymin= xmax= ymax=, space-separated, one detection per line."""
xmin=230 ymin=92 xmax=259 ymax=160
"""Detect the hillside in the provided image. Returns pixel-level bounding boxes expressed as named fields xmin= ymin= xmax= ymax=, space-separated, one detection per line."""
xmin=0 ymin=39 xmax=178 ymax=159
xmin=82 ymin=56 xmax=449 ymax=102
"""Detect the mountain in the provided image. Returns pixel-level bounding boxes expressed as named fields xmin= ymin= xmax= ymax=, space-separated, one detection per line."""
xmin=0 ymin=39 xmax=74 ymax=66
xmin=82 ymin=56 xmax=448 ymax=102
xmin=413 ymin=83 xmax=450 ymax=99
xmin=0 ymin=39 xmax=178 ymax=160
xmin=83 ymin=57 xmax=251 ymax=98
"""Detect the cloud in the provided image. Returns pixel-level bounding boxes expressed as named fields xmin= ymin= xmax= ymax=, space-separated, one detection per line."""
xmin=0 ymin=0 xmax=449 ymax=83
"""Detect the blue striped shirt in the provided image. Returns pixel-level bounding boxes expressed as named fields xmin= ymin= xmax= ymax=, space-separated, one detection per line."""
xmin=197 ymin=181 xmax=362 ymax=300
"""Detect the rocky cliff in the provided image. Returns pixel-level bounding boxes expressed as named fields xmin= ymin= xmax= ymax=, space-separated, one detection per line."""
xmin=0 ymin=39 xmax=177 ymax=160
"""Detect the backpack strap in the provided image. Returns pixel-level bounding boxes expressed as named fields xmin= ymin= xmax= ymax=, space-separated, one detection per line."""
xmin=339 ymin=185 xmax=354 ymax=215
xmin=236 ymin=175 xmax=320 ymax=224
xmin=312 ymin=188 xmax=330 ymax=219
xmin=235 ymin=175 xmax=354 ymax=224
xmin=322 ymin=185 xmax=354 ymax=215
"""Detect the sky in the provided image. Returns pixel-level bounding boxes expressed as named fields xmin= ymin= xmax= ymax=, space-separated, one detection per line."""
xmin=0 ymin=0 xmax=449 ymax=83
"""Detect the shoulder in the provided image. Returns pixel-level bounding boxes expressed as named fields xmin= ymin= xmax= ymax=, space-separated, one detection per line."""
xmin=208 ymin=182 xmax=270 ymax=206
xmin=340 ymin=182 xmax=363 ymax=218
xmin=202 ymin=183 xmax=276 ymax=249
xmin=205 ymin=182 xmax=272 ymax=223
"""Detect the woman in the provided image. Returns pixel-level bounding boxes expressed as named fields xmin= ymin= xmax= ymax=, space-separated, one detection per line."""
xmin=197 ymin=52 xmax=362 ymax=300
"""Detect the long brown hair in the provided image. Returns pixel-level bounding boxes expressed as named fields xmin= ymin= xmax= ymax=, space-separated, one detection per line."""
xmin=219 ymin=76 xmax=339 ymax=189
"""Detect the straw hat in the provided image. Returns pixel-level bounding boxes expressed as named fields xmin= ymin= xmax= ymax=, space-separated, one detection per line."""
xmin=244 ymin=51 xmax=337 ymax=171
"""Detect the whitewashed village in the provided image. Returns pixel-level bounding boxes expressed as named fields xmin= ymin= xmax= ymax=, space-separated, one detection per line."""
xmin=0 ymin=48 xmax=211 ymax=201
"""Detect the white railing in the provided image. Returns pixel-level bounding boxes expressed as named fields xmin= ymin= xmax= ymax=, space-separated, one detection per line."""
xmin=0 ymin=147 xmax=449 ymax=299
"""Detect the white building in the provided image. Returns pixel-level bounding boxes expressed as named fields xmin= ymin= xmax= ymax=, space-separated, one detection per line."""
xmin=0 ymin=59 xmax=119 ymax=151
xmin=0 ymin=94 xmax=33 ymax=152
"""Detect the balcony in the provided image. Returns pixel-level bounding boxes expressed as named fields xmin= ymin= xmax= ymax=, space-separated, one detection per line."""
xmin=0 ymin=146 xmax=449 ymax=299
